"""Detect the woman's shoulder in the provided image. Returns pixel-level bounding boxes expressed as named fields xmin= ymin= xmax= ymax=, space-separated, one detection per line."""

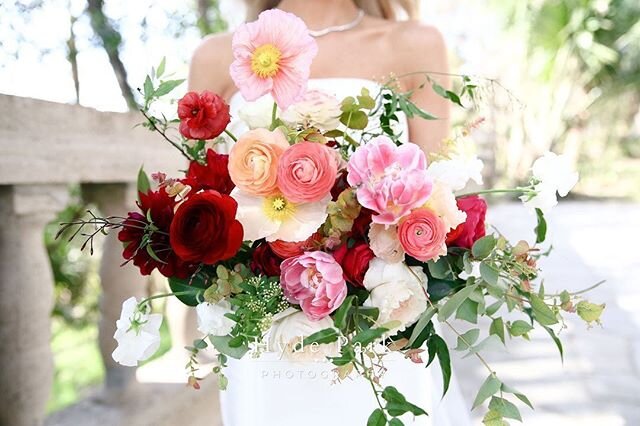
xmin=188 ymin=32 xmax=235 ymax=96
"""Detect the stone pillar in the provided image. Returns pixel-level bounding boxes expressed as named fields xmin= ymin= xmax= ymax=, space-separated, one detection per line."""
xmin=0 ymin=184 xmax=69 ymax=426
xmin=82 ymin=183 xmax=147 ymax=396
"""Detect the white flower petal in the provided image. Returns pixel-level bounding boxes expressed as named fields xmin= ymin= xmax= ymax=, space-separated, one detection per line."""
xmin=268 ymin=311 xmax=339 ymax=362
xmin=196 ymin=301 xmax=235 ymax=336
xmin=267 ymin=195 xmax=330 ymax=242
xmin=112 ymin=298 xmax=162 ymax=367
xmin=231 ymin=189 xmax=280 ymax=241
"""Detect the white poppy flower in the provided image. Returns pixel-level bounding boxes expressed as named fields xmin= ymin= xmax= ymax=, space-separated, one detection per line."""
xmin=238 ymin=94 xmax=276 ymax=129
xmin=280 ymin=90 xmax=342 ymax=131
xmin=423 ymin=181 xmax=467 ymax=231
xmin=196 ymin=300 xmax=235 ymax=336
xmin=231 ymin=189 xmax=330 ymax=242
xmin=268 ymin=311 xmax=339 ymax=362
xmin=363 ymin=258 xmax=428 ymax=335
xmin=112 ymin=297 xmax=162 ymax=367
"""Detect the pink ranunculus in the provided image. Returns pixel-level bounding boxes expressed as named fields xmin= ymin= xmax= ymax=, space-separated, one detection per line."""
xmin=398 ymin=208 xmax=448 ymax=262
xmin=277 ymin=142 xmax=338 ymax=203
xmin=347 ymin=136 xmax=433 ymax=225
xmin=229 ymin=9 xmax=318 ymax=109
xmin=280 ymin=251 xmax=347 ymax=321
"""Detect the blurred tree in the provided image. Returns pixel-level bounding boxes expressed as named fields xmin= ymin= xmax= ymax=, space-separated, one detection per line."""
xmin=197 ymin=0 xmax=228 ymax=36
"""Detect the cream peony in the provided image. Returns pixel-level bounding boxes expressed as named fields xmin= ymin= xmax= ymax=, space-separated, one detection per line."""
xmin=368 ymin=223 xmax=405 ymax=263
xmin=280 ymin=90 xmax=342 ymax=131
xmin=196 ymin=300 xmax=235 ymax=336
xmin=268 ymin=311 xmax=339 ymax=362
xmin=112 ymin=297 xmax=162 ymax=367
xmin=423 ymin=181 xmax=467 ymax=231
xmin=363 ymin=258 xmax=428 ymax=335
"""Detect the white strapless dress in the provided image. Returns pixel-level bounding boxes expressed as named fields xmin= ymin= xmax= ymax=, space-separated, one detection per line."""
xmin=219 ymin=78 xmax=472 ymax=426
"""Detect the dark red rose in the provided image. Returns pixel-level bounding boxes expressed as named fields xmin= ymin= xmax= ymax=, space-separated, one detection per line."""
xmin=177 ymin=91 xmax=230 ymax=140
xmin=330 ymin=170 xmax=349 ymax=200
xmin=350 ymin=208 xmax=373 ymax=239
xmin=184 ymin=149 xmax=235 ymax=195
xmin=446 ymin=195 xmax=487 ymax=249
xmin=333 ymin=242 xmax=375 ymax=287
xmin=118 ymin=188 xmax=196 ymax=278
xmin=169 ymin=190 xmax=243 ymax=264
xmin=250 ymin=243 xmax=283 ymax=277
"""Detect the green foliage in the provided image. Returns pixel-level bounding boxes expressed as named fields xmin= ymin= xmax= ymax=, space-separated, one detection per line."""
xmin=167 ymin=271 xmax=209 ymax=306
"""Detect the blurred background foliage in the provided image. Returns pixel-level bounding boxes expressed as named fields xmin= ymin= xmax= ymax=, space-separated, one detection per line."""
xmin=2 ymin=0 xmax=637 ymax=413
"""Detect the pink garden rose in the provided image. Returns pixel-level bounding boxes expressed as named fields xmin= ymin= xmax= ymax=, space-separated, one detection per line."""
xmin=398 ymin=208 xmax=447 ymax=262
xmin=347 ymin=136 xmax=433 ymax=225
xmin=229 ymin=10 xmax=318 ymax=109
xmin=277 ymin=142 xmax=338 ymax=203
xmin=280 ymin=251 xmax=347 ymax=321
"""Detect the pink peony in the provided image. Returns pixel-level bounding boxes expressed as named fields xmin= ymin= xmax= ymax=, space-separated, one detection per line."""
xmin=398 ymin=208 xmax=447 ymax=262
xmin=280 ymin=251 xmax=347 ymax=321
xmin=277 ymin=142 xmax=338 ymax=203
xmin=229 ymin=9 xmax=318 ymax=109
xmin=347 ymin=136 xmax=433 ymax=225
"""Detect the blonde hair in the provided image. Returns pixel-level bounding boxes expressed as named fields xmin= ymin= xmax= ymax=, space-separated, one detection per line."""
xmin=245 ymin=0 xmax=419 ymax=21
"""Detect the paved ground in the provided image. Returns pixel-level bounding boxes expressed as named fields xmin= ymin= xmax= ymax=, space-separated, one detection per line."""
xmin=447 ymin=201 xmax=640 ymax=425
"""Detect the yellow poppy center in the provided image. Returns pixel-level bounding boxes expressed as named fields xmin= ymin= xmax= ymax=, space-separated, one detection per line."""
xmin=263 ymin=195 xmax=295 ymax=221
xmin=251 ymin=44 xmax=282 ymax=79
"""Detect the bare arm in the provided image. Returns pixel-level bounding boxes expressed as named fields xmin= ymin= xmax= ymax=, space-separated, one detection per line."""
xmin=187 ymin=33 xmax=235 ymax=97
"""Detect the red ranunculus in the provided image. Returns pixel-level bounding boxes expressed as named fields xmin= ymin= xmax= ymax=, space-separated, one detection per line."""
xmin=333 ymin=242 xmax=375 ymax=287
xmin=184 ymin=149 xmax=235 ymax=194
xmin=169 ymin=190 xmax=243 ymax=264
xmin=446 ymin=195 xmax=487 ymax=249
xmin=250 ymin=243 xmax=283 ymax=277
xmin=118 ymin=188 xmax=196 ymax=279
xmin=177 ymin=91 xmax=230 ymax=140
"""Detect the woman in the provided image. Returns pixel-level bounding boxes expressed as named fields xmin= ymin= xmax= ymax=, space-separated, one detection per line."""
xmin=188 ymin=1 xmax=467 ymax=425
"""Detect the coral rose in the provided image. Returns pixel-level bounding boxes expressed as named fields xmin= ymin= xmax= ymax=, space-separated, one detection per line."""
xmin=280 ymin=251 xmax=347 ymax=321
xmin=277 ymin=142 xmax=338 ymax=203
xmin=332 ymin=242 xmax=374 ymax=287
xmin=446 ymin=195 xmax=487 ymax=249
xmin=169 ymin=190 xmax=243 ymax=264
xmin=228 ymin=128 xmax=289 ymax=196
xmin=398 ymin=208 xmax=447 ymax=262
xmin=177 ymin=91 xmax=230 ymax=140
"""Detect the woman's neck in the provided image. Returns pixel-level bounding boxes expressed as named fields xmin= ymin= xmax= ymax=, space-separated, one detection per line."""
xmin=277 ymin=0 xmax=361 ymax=30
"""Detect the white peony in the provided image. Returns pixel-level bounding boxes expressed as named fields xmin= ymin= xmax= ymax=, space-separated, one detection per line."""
xmin=238 ymin=94 xmax=276 ymax=129
xmin=423 ymin=181 xmax=467 ymax=231
xmin=196 ymin=300 xmax=235 ymax=336
xmin=112 ymin=297 xmax=162 ymax=367
xmin=280 ymin=90 xmax=342 ymax=131
xmin=521 ymin=152 xmax=579 ymax=213
xmin=368 ymin=223 xmax=405 ymax=263
xmin=268 ymin=311 xmax=339 ymax=362
xmin=363 ymin=258 xmax=428 ymax=335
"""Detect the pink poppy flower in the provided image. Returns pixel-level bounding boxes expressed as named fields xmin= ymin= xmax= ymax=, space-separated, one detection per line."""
xmin=229 ymin=9 xmax=318 ymax=109
xmin=347 ymin=136 xmax=434 ymax=225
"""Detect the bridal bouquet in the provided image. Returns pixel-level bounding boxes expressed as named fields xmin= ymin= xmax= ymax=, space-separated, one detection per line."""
xmin=60 ymin=10 xmax=605 ymax=426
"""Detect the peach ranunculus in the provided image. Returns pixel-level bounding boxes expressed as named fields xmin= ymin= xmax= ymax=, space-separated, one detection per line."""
xmin=277 ymin=142 xmax=338 ymax=203
xmin=269 ymin=232 xmax=321 ymax=258
xmin=229 ymin=9 xmax=318 ymax=109
xmin=347 ymin=136 xmax=433 ymax=225
xmin=228 ymin=128 xmax=289 ymax=196
xmin=368 ymin=223 xmax=405 ymax=263
xmin=398 ymin=208 xmax=448 ymax=262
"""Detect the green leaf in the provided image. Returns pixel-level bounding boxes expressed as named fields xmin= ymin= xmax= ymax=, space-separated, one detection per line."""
xmin=456 ymin=298 xmax=479 ymax=323
xmin=143 ymin=75 xmax=154 ymax=101
xmin=428 ymin=258 xmax=453 ymax=279
xmin=576 ymin=301 xmax=605 ymax=325
xmin=388 ymin=419 xmax=404 ymax=426
xmin=482 ymin=409 xmax=507 ymax=426
xmin=367 ymin=409 xmax=386 ymax=426
xmin=530 ymin=294 xmax=558 ymax=325
xmin=437 ymin=283 xmax=478 ymax=321
xmin=509 ymin=320 xmax=534 ymax=337
xmin=489 ymin=396 xmax=522 ymax=422
xmin=193 ymin=338 xmax=208 ymax=350
xmin=145 ymin=244 xmax=166 ymax=264
xmin=480 ymin=262 xmax=500 ymax=286
xmin=472 ymin=374 xmax=502 ymax=409
xmin=352 ymin=327 xmax=388 ymax=346
xmin=427 ymin=334 xmax=451 ymax=396
xmin=472 ymin=236 xmax=496 ymax=259
xmin=542 ymin=325 xmax=564 ymax=362
xmin=358 ymin=88 xmax=376 ymax=109
xmin=333 ymin=295 xmax=356 ymax=332
xmin=462 ymin=335 xmax=502 ymax=359
xmin=340 ymin=110 xmax=368 ymax=130
xmin=168 ymin=274 xmax=208 ymax=306
xmin=489 ymin=318 xmax=506 ymax=344
xmin=501 ymin=383 xmax=533 ymax=409
xmin=426 ymin=278 xmax=459 ymax=302
xmin=154 ymin=79 xmax=185 ymax=97
xmin=534 ymin=208 xmax=547 ymax=244
xmin=209 ymin=335 xmax=249 ymax=359
xmin=156 ymin=57 xmax=166 ymax=78
xmin=329 ymin=345 xmax=355 ymax=366
xmin=382 ymin=387 xmax=428 ymax=417
xmin=301 ymin=328 xmax=339 ymax=346
xmin=486 ymin=301 xmax=503 ymax=316
xmin=137 ymin=167 xmax=151 ymax=195
xmin=455 ymin=328 xmax=480 ymax=351
xmin=408 ymin=306 xmax=436 ymax=347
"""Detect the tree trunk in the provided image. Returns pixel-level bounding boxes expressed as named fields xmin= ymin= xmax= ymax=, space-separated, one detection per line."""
xmin=86 ymin=0 xmax=137 ymax=110
xmin=66 ymin=13 xmax=80 ymax=104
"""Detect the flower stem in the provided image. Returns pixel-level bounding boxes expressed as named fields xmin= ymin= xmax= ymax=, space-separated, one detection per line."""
xmin=138 ymin=291 xmax=202 ymax=309
xmin=270 ymin=101 xmax=278 ymax=129
xmin=224 ymin=129 xmax=237 ymax=142
xmin=456 ymin=188 xmax=531 ymax=198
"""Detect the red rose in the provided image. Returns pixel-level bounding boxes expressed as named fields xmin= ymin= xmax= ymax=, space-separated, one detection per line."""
xmin=184 ymin=149 xmax=235 ymax=195
xmin=169 ymin=190 xmax=243 ymax=264
xmin=333 ymin=242 xmax=374 ymax=287
xmin=446 ymin=195 xmax=487 ymax=249
xmin=118 ymin=188 xmax=196 ymax=278
xmin=350 ymin=208 xmax=372 ymax=239
xmin=177 ymin=91 xmax=230 ymax=140
xmin=250 ymin=243 xmax=283 ymax=277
